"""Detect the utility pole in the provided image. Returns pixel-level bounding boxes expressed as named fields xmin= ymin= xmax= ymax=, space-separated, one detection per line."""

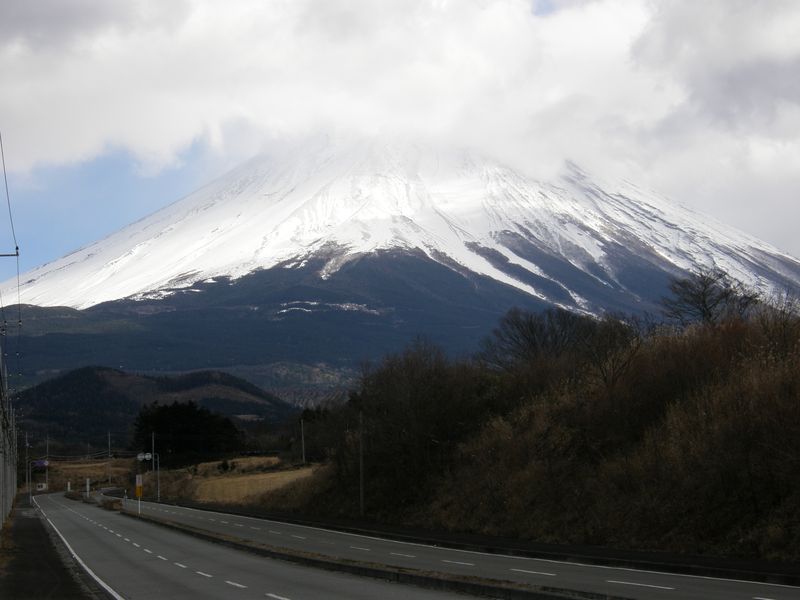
xmin=151 ymin=431 xmax=159 ymax=502
xmin=107 ymin=431 xmax=112 ymax=484
xmin=301 ymin=418 xmax=306 ymax=464
xmin=25 ymin=431 xmax=29 ymax=504
xmin=359 ymin=410 xmax=364 ymax=517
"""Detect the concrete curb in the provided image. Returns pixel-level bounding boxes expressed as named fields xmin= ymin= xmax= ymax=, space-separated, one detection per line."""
xmin=119 ymin=509 xmax=633 ymax=600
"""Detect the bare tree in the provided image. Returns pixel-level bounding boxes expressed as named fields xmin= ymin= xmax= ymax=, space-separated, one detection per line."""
xmin=583 ymin=314 xmax=645 ymax=393
xmin=757 ymin=288 xmax=800 ymax=356
xmin=479 ymin=307 xmax=594 ymax=370
xmin=660 ymin=267 xmax=759 ymax=326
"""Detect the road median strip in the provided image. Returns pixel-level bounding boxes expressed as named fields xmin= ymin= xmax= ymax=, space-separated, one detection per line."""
xmin=119 ymin=508 xmax=633 ymax=600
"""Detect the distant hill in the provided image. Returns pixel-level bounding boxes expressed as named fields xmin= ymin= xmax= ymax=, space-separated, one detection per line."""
xmin=16 ymin=366 xmax=297 ymax=445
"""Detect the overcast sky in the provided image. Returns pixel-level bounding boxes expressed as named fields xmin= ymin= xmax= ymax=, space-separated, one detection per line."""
xmin=1 ymin=0 xmax=799 ymax=282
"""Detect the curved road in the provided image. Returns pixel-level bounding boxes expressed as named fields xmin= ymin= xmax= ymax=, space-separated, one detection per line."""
xmin=35 ymin=494 xmax=471 ymax=600
xmin=117 ymin=496 xmax=799 ymax=600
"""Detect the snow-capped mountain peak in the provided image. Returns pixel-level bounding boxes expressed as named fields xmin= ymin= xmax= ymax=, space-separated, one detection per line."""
xmin=7 ymin=136 xmax=800 ymax=310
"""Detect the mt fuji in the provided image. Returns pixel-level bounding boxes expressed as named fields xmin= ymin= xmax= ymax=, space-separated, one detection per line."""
xmin=6 ymin=137 xmax=800 ymax=393
xmin=9 ymin=136 xmax=800 ymax=312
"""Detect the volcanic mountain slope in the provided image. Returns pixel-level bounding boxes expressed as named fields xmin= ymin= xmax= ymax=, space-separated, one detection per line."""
xmin=5 ymin=137 xmax=800 ymax=391
xmin=8 ymin=136 xmax=800 ymax=313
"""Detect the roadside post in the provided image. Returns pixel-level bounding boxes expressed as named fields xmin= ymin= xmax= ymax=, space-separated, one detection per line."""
xmin=135 ymin=473 xmax=143 ymax=515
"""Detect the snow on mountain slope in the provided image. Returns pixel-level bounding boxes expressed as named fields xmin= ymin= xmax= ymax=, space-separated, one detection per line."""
xmin=7 ymin=136 xmax=800 ymax=310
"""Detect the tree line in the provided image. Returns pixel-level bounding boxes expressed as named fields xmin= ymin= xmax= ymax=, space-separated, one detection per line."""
xmin=264 ymin=267 xmax=800 ymax=560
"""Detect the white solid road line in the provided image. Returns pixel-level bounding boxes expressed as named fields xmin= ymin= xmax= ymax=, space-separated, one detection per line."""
xmin=510 ymin=568 xmax=556 ymax=577
xmin=607 ymin=579 xmax=676 ymax=590
xmin=32 ymin=498 xmax=126 ymax=600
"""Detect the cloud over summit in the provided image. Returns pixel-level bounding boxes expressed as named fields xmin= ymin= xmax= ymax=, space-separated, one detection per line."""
xmin=2 ymin=0 xmax=799 ymax=254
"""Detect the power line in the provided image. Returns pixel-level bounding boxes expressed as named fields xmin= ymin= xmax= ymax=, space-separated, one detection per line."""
xmin=0 ymin=131 xmax=23 ymax=396
xmin=0 ymin=130 xmax=19 ymax=250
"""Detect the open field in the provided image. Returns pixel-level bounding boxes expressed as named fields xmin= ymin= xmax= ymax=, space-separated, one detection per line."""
xmin=28 ymin=453 xmax=313 ymax=507
xmin=192 ymin=467 xmax=315 ymax=504
xmin=34 ymin=458 xmax=133 ymax=492
xmin=192 ymin=456 xmax=280 ymax=477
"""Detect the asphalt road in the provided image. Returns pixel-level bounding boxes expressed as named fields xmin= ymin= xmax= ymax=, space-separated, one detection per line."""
xmin=118 ymin=496 xmax=799 ymax=600
xmin=34 ymin=494 xmax=472 ymax=600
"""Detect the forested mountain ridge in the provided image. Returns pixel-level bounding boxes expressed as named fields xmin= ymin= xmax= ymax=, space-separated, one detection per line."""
xmin=17 ymin=366 xmax=296 ymax=445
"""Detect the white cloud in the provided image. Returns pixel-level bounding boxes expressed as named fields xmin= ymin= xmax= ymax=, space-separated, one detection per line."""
xmin=1 ymin=0 xmax=799 ymax=255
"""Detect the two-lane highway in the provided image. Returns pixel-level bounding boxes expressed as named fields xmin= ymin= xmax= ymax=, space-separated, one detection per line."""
xmin=121 ymin=497 xmax=800 ymax=600
xmin=35 ymin=494 xmax=474 ymax=600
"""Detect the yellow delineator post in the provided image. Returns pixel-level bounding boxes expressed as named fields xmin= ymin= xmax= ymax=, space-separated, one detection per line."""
xmin=135 ymin=474 xmax=143 ymax=515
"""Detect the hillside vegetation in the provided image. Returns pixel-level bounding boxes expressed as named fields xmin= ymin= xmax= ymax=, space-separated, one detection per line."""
xmin=17 ymin=367 xmax=295 ymax=445
xmin=262 ymin=272 xmax=800 ymax=561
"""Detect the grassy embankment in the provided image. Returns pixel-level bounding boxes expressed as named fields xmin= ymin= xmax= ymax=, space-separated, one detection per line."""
xmin=157 ymin=456 xmax=315 ymax=504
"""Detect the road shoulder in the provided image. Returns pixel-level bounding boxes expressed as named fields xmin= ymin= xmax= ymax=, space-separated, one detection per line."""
xmin=0 ymin=494 xmax=106 ymax=600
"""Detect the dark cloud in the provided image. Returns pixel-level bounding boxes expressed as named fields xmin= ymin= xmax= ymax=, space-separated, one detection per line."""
xmin=0 ymin=0 xmax=190 ymax=48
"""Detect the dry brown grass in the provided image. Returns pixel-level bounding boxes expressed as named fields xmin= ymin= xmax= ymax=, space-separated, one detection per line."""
xmin=193 ymin=456 xmax=280 ymax=477
xmin=40 ymin=459 xmax=132 ymax=492
xmin=192 ymin=467 xmax=315 ymax=504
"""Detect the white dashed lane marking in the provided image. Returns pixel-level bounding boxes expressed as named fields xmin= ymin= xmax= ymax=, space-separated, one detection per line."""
xmin=607 ymin=580 xmax=675 ymax=590
xmin=226 ymin=580 xmax=247 ymax=588
xmin=442 ymin=559 xmax=474 ymax=567
xmin=196 ymin=571 xmax=213 ymax=578
xmin=511 ymin=568 xmax=556 ymax=577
